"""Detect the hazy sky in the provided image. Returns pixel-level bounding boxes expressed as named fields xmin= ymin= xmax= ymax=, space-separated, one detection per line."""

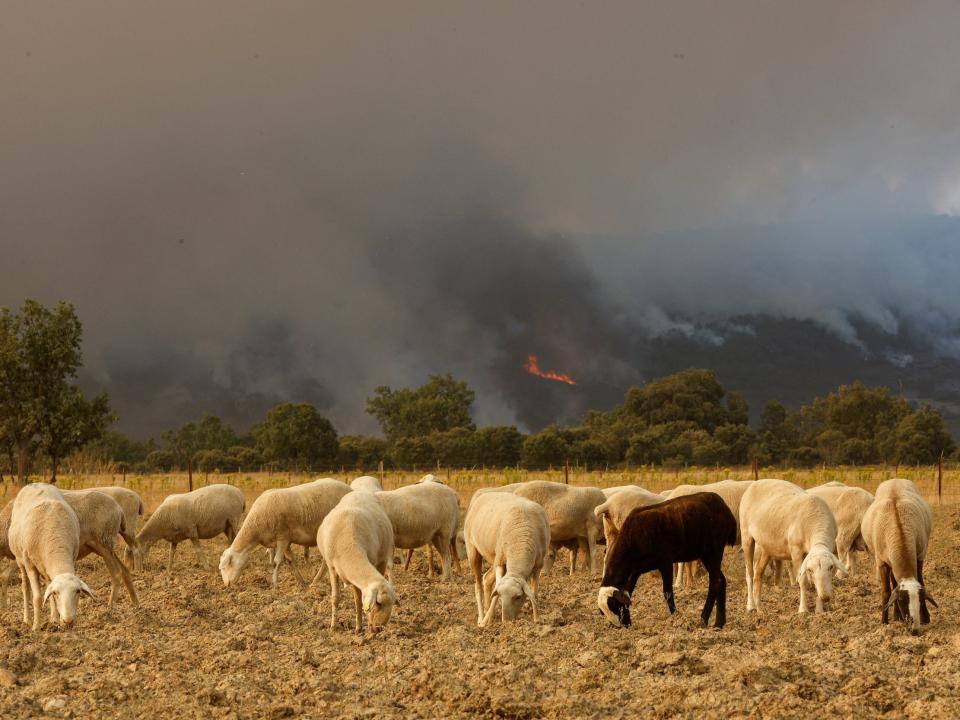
xmin=3 ymin=2 xmax=960 ymax=436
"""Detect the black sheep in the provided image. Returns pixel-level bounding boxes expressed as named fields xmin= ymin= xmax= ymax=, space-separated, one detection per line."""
xmin=597 ymin=492 xmax=737 ymax=628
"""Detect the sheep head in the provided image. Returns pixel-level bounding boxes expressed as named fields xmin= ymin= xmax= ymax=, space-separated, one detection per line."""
xmin=43 ymin=573 xmax=95 ymax=627
xmin=362 ymin=580 xmax=396 ymax=632
xmin=884 ymin=579 xmax=937 ymax=633
xmin=491 ymin=576 xmax=532 ymax=622
xmin=598 ymin=586 xmax=632 ymax=627
xmin=218 ymin=548 xmax=249 ymax=587
xmin=798 ymin=547 xmax=846 ymax=612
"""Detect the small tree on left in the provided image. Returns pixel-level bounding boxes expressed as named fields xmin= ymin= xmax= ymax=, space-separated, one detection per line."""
xmin=0 ymin=300 xmax=112 ymax=483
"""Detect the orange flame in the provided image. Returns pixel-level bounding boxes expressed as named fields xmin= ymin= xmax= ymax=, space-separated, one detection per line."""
xmin=523 ymin=354 xmax=577 ymax=385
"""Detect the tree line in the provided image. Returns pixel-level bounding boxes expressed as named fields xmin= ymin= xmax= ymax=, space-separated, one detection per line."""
xmin=0 ymin=299 xmax=955 ymax=480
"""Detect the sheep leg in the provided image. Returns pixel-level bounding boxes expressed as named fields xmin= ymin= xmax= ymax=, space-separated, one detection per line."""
xmin=752 ymin=548 xmax=771 ymax=611
xmin=543 ymin=545 xmax=556 ymax=576
xmin=93 ymin=540 xmax=138 ymax=606
xmin=586 ymin=525 xmax=598 ymax=574
xmin=351 ymin=584 xmax=363 ymax=633
xmin=328 ymin=566 xmax=340 ymax=630
xmin=167 ymin=541 xmax=178 ymax=576
xmin=48 ymin=588 xmax=58 ymax=625
xmin=794 ymin=554 xmax=809 ymax=614
xmin=0 ymin=562 xmax=14 ymax=611
xmin=468 ymin=545 xmax=485 ymax=623
xmin=879 ymin=563 xmax=892 ymax=624
xmin=403 ymin=549 xmax=414 ymax=572
xmin=272 ymin=541 xmax=289 ymax=589
xmin=714 ymin=567 xmax=728 ymax=629
xmin=19 ymin=564 xmax=30 ymax=626
xmin=918 ymin=560 xmax=931 ymax=625
xmin=433 ymin=536 xmax=451 ymax=581
xmin=27 ymin=567 xmax=43 ymax=630
xmin=482 ymin=568 xmax=497 ymax=613
xmin=742 ymin=535 xmax=756 ymax=611
xmin=188 ymin=534 xmax=208 ymax=570
xmin=449 ymin=536 xmax=462 ymax=576
xmin=568 ymin=544 xmax=579 ymax=576
xmin=659 ymin=563 xmax=676 ymax=614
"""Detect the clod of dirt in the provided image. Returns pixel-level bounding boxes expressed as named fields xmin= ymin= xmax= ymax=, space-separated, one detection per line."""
xmin=0 ymin=666 xmax=18 ymax=687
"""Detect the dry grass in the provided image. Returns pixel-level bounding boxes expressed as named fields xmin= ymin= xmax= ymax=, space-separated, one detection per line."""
xmin=3 ymin=464 xmax=956 ymax=510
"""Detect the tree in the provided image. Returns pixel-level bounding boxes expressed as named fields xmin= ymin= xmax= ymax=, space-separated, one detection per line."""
xmin=521 ymin=426 xmax=570 ymax=469
xmin=756 ymin=401 xmax=798 ymax=465
xmin=429 ymin=427 xmax=476 ymax=467
xmin=390 ymin=436 xmax=434 ymax=468
xmin=893 ymin=406 xmax=955 ymax=465
xmin=337 ymin=435 xmax=389 ymax=470
xmin=0 ymin=300 xmax=109 ymax=482
xmin=194 ymin=414 xmax=239 ymax=452
xmin=161 ymin=421 xmax=204 ymax=472
xmin=474 ymin=426 xmax=524 ymax=467
xmin=367 ymin=374 xmax=475 ymax=442
xmin=253 ymin=403 xmax=338 ymax=471
xmin=39 ymin=389 xmax=113 ymax=482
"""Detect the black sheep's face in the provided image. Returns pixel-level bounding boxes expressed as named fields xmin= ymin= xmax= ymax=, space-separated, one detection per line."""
xmin=598 ymin=586 xmax=632 ymax=627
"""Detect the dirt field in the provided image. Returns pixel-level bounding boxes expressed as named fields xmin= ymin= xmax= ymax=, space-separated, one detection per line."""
xmin=1 ymin=483 xmax=959 ymax=718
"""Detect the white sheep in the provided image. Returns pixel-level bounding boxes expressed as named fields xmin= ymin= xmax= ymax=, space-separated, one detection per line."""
xmin=860 ymin=478 xmax=936 ymax=631
xmin=740 ymin=478 xmax=846 ymax=613
xmin=91 ymin=486 xmax=145 ymax=571
xmin=318 ymin=491 xmax=396 ymax=632
xmin=350 ymin=475 xmax=384 ymax=492
xmin=136 ymin=484 xmax=245 ymax=575
xmin=463 ymin=490 xmax=550 ymax=626
xmin=219 ymin=478 xmax=351 ymax=588
xmin=601 ymin=485 xmax=640 ymax=498
xmin=376 ymin=481 xmax=461 ymax=580
xmin=8 ymin=483 xmax=95 ymax=630
xmin=593 ymin=486 xmax=665 ymax=550
xmin=0 ymin=501 xmax=19 ymax=610
xmin=479 ymin=481 xmax=605 ymax=575
xmin=808 ymin=482 xmax=875 ymax=578
xmin=666 ymin=480 xmax=754 ymax=587
xmin=62 ymin=490 xmax=139 ymax=606
xmin=400 ymin=473 xmax=460 ymax=574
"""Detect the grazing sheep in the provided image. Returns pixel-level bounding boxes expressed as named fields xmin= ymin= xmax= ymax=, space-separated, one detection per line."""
xmin=220 ymin=478 xmax=351 ymax=588
xmin=8 ymin=483 xmax=95 ymax=630
xmin=401 ymin=473 xmax=459 ymax=574
xmin=136 ymin=484 xmax=245 ymax=575
xmin=0 ymin=501 xmax=17 ymax=610
xmin=860 ymin=478 xmax=936 ymax=631
xmin=740 ymin=479 xmax=846 ymax=614
xmin=62 ymin=490 xmax=138 ymax=606
xmin=350 ymin=475 xmax=384 ymax=493
xmin=463 ymin=491 xmax=550 ymax=626
xmin=480 ymin=481 xmax=605 ymax=574
xmin=376 ymin=482 xmax=460 ymax=580
xmin=593 ymin=486 xmax=665 ymax=551
xmin=808 ymin=482 xmax=875 ymax=578
xmin=601 ymin=485 xmax=640 ymax=498
xmin=318 ymin=491 xmax=396 ymax=632
xmin=665 ymin=480 xmax=754 ymax=587
xmin=598 ymin=492 xmax=737 ymax=628
xmin=91 ymin=487 xmax=145 ymax=571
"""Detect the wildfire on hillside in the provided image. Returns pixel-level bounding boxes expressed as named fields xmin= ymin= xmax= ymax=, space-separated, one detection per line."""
xmin=523 ymin=354 xmax=576 ymax=385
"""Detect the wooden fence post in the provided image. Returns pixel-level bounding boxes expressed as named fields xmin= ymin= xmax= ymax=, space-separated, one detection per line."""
xmin=187 ymin=458 xmax=193 ymax=492
xmin=938 ymin=450 xmax=944 ymax=505
xmin=378 ymin=460 xmax=384 ymax=484
xmin=564 ymin=459 xmax=569 ymax=485
xmin=752 ymin=457 xmax=759 ymax=482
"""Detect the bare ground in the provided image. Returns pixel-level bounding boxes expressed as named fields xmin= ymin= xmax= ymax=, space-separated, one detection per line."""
xmin=2 ymin=506 xmax=960 ymax=719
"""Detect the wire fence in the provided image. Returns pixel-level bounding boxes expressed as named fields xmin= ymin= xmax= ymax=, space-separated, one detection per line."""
xmin=2 ymin=463 xmax=956 ymax=510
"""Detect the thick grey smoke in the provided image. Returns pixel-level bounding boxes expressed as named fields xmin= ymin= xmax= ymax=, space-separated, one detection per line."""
xmin=3 ymin=2 xmax=960 ymax=436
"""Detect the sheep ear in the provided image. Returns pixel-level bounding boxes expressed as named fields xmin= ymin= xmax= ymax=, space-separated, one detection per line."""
xmin=362 ymin=589 xmax=373 ymax=612
xmin=882 ymin=591 xmax=900 ymax=612
xmin=832 ymin=555 xmax=848 ymax=575
xmin=520 ymin=579 xmax=536 ymax=603
xmin=43 ymin=583 xmax=55 ymax=606
xmin=612 ymin=589 xmax=631 ymax=607
xmin=923 ymin=589 xmax=939 ymax=608
xmin=79 ymin=581 xmax=96 ymax=601
xmin=796 ymin=557 xmax=808 ymax=584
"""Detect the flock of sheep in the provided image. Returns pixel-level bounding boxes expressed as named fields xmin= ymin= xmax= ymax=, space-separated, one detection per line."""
xmin=0 ymin=472 xmax=938 ymax=636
